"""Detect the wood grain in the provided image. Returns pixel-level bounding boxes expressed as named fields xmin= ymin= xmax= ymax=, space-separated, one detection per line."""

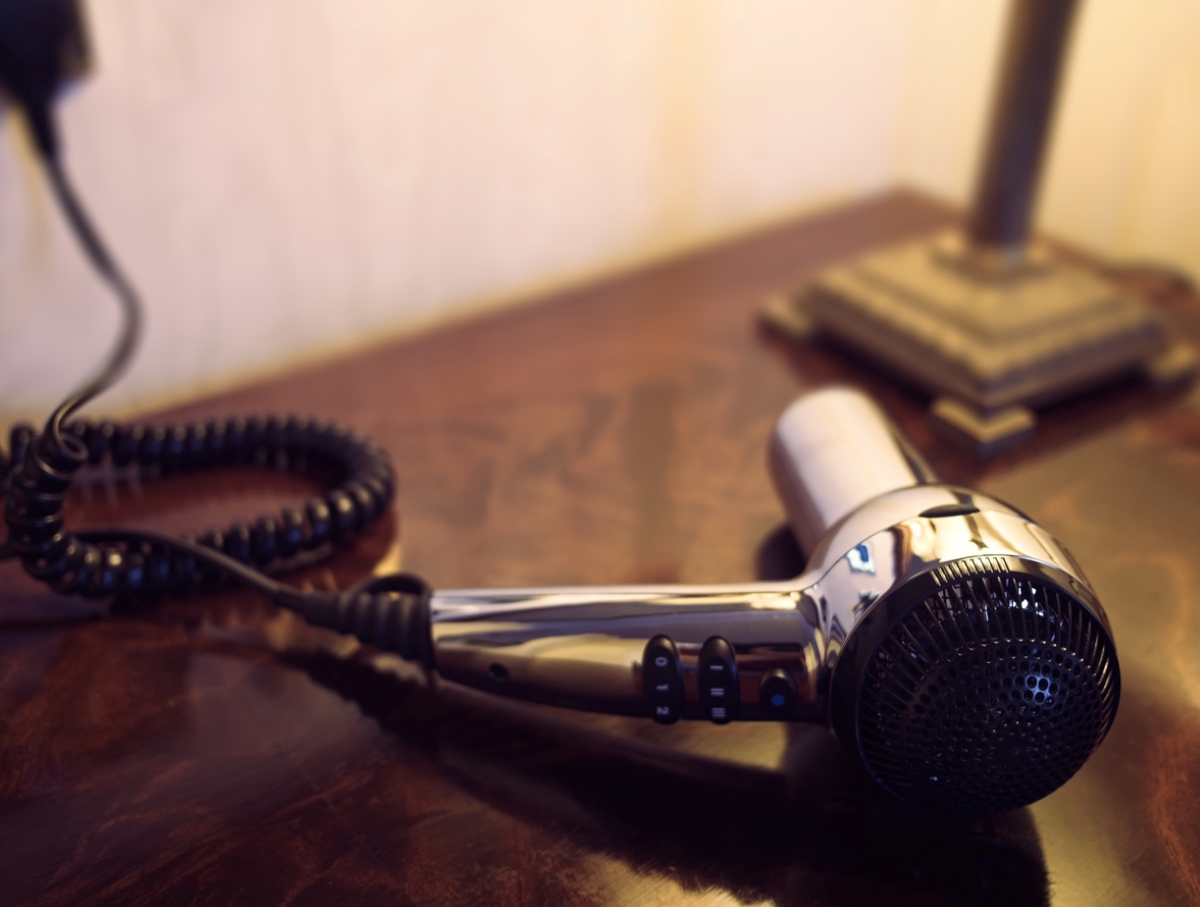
xmin=3 ymin=190 xmax=1198 ymax=906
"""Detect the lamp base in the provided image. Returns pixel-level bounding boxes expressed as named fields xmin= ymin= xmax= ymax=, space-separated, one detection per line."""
xmin=765 ymin=232 xmax=1196 ymax=454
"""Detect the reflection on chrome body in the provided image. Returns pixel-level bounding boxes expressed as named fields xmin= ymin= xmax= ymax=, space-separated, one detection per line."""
xmin=431 ymin=484 xmax=1094 ymax=722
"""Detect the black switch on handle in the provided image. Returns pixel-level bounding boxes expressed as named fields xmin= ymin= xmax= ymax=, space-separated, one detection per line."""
xmin=644 ymin=636 xmax=684 ymax=724
xmin=699 ymin=637 xmax=738 ymax=724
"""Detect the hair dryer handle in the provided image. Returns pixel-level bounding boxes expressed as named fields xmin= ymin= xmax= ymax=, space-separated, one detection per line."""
xmin=430 ymin=582 xmax=819 ymax=723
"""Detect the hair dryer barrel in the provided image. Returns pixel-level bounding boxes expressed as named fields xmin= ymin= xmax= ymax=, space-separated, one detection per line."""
xmin=768 ymin=387 xmax=933 ymax=556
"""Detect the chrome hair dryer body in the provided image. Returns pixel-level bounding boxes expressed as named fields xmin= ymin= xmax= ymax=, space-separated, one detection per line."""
xmin=424 ymin=388 xmax=1119 ymax=814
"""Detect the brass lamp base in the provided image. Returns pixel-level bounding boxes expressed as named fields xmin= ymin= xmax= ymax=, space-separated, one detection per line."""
xmin=765 ymin=232 xmax=1196 ymax=455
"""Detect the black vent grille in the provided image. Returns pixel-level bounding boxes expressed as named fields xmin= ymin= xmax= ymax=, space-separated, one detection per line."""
xmin=857 ymin=567 xmax=1119 ymax=814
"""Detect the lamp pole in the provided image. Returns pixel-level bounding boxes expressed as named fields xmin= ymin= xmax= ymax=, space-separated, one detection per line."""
xmin=965 ymin=0 xmax=1080 ymax=257
xmin=773 ymin=0 xmax=1194 ymax=453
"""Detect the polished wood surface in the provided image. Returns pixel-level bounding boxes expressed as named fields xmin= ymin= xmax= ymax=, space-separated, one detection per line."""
xmin=3 ymin=191 xmax=1200 ymax=906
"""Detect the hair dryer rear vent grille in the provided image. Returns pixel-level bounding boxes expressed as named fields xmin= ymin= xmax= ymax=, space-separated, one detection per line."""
xmin=857 ymin=569 xmax=1119 ymax=814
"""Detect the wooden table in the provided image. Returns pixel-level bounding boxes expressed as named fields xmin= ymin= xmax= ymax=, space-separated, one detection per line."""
xmin=3 ymin=191 xmax=1199 ymax=906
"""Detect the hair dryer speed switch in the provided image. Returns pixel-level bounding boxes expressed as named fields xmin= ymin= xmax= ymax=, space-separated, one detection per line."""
xmin=644 ymin=636 xmax=684 ymax=724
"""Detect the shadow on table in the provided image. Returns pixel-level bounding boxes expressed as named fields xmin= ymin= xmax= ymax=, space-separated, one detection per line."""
xmin=285 ymin=610 xmax=1050 ymax=907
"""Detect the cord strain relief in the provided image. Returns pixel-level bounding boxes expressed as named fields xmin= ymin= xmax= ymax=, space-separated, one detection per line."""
xmin=279 ymin=574 xmax=434 ymax=668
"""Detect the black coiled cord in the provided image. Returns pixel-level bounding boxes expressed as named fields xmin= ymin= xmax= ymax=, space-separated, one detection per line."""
xmin=0 ymin=82 xmax=434 ymax=667
xmin=2 ymin=412 xmax=395 ymax=599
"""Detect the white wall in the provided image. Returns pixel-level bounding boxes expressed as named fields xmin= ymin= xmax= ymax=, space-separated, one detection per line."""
xmin=900 ymin=0 xmax=1200 ymax=271
xmin=2 ymin=0 xmax=1198 ymax=422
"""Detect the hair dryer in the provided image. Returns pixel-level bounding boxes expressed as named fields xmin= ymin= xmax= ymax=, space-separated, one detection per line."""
xmin=0 ymin=29 xmax=1115 ymax=820
xmin=6 ymin=373 xmax=1118 ymax=816
xmin=416 ymin=387 xmax=1119 ymax=815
